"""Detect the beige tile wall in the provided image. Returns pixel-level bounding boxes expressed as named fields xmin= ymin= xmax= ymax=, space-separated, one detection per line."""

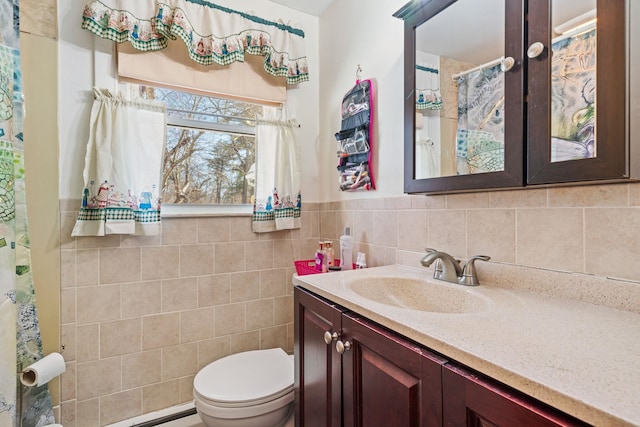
xmin=58 ymin=200 xmax=315 ymax=427
xmin=58 ymin=182 xmax=640 ymax=425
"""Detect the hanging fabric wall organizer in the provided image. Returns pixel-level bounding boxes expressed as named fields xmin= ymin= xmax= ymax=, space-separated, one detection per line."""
xmin=335 ymin=65 xmax=375 ymax=192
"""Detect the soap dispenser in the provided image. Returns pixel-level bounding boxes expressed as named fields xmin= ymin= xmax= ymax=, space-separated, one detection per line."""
xmin=340 ymin=227 xmax=353 ymax=270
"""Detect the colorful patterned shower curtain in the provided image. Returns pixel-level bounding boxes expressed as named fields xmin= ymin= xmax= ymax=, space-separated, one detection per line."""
xmin=0 ymin=1 xmax=55 ymax=425
xmin=455 ymin=63 xmax=505 ymax=175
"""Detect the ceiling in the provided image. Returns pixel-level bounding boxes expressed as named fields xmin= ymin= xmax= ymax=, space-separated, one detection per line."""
xmin=269 ymin=0 xmax=335 ymax=16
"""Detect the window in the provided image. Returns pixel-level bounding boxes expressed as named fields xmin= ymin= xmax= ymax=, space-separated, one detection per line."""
xmin=133 ymin=85 xmax=264 ymax=215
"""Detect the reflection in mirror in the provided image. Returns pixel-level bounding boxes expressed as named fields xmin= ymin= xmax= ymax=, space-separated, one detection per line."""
xmin=550 ymin=0 xmax=597 ymax=163
xmin=414 ymin=0 xmax=506 ymax=179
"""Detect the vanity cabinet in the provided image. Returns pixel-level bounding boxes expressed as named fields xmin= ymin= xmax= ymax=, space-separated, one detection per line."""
xmin=294 ymin=287 xmax=446 ymax=426
xmin=295 ymin=286 xmax=589 ymax=427
xmin=395 ymin=0 xmax=635 ymax=193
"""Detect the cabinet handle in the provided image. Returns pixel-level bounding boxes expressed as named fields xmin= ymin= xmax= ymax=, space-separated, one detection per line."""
xmin=501 ymin=56 xmax=515 ymax=72
xmin=527 ymin=42 xmax=545 ymax=59
xmin=336 ymin=340 xmax=352 ymax=354
xmin=324 ymin=331 xmax=339 ymax=345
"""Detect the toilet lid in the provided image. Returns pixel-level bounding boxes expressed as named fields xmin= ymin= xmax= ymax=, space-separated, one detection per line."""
xmin=194 ymin=348 xmax=293 ymax=404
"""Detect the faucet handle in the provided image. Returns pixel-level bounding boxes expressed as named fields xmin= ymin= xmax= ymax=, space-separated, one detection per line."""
xmin=424 ymin=249 xmax=443 ymax=279
xmin=459 ymin=255 xmax=491 ymax=286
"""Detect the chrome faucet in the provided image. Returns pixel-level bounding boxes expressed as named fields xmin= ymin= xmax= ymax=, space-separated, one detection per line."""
xmin=421 ymin=248 xmax=490 ymax=286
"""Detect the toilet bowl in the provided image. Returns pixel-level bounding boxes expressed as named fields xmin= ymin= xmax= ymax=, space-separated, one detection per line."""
xmin=193 ymin=348 xmax=294 ymax=427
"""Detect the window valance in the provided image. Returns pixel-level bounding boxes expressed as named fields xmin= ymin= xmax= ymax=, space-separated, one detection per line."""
xmin=81 ymin=0 xmax=309 ymax=85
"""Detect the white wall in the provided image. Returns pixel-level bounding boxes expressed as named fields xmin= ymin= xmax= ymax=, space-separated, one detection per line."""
xmin=57 ymin=0 xmax=321 ymax=201
xmin=318 ymin=0 xmax=408 ymax=200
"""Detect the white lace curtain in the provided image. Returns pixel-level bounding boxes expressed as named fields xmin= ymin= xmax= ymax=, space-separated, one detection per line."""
xmin=72 ymin=89 xmax=166 ymax=236
xmin=81 ymin=0 xmax=309 ymax=85
xmin=252 ymin=107 xmax=301 ymax=233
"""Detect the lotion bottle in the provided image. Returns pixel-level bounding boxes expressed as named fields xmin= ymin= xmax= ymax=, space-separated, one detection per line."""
xmin=340 ymin=227 xmax=354 ymax=270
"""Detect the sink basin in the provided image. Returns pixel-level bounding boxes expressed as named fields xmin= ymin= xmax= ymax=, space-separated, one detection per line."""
xmin=344 ymin=277 xmax=490 ymax=314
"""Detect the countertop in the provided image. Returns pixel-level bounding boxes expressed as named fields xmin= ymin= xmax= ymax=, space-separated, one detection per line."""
xmin=293 ymin=264 xmax=640 ymax=427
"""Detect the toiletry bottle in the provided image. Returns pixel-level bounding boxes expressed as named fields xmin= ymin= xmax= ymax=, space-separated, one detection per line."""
xmin=340 ymin=227 xmax=354 ymax=270
xmin=315 ymin=242 xmax=325 ymax=272
xmin=325 ymin=241 xmax=335 ymax=267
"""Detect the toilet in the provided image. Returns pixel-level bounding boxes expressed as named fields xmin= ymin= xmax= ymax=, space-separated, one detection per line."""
xmin=193 ymin=348 xmax=294 ymax=427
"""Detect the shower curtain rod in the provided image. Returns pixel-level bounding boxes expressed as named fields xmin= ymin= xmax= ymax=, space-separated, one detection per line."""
xmin=451 ymin=56 xmax=505 ymax=81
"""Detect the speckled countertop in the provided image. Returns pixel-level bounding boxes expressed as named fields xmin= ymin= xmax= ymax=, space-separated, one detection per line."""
xmin=293 ymin=264 xmax=640 ymax=427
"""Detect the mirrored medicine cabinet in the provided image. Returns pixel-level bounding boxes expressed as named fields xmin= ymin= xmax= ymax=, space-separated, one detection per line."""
xmin=394 ymin=0 xmax=638 ymax=194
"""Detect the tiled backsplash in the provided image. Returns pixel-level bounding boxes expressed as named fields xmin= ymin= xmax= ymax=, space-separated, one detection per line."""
xmin=58 ymin=182 xmax=640 ymax=425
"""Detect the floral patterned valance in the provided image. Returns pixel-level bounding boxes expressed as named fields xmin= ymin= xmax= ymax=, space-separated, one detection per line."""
xmin=81 ymin=0 xmax=309 ymax=85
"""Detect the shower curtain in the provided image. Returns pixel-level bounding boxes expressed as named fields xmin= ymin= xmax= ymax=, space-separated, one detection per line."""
xmin=0 ymin=1 xmax=55 ymax=425
xmin=252 ymin=107 xmax=301 ymax=233
xmin=72 ymin=89 xmax=166 ymax=237
xmin=456 ymin=63 xmax=505 ymax=175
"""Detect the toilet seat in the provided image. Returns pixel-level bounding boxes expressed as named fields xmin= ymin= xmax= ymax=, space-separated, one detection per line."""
xmin=193 ymin=348 xmax=294 ymax=408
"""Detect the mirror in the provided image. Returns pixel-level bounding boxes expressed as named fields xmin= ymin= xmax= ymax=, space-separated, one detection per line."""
xmin=550 ymin=0 xmax=597 ymax=163
xmin=414 ymin=0 xmax=506 ymax=179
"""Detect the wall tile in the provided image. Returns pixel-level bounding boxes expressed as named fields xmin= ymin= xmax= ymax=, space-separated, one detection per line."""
xmin=446 ymin=192 xmax=490 ymax=209
xmin=548 ymin=184 xmax=628 ymax=207
xmin=516 ymin=208 xmax=584 ymax=272
xmin=397 ymin=210 xmax=428 ymax=251
xmin=428 ymin=210 xmax=467 ymax=257
xmin=20 ymin=0 xmax=57 ymax=38
xmin=246 ymin=240 xmax=275 ymax=270
xmin=260 ymin=268 xmax=287 ymax=298
xmin=100 ymin=389 xmax=142 ymax=425
xmin=489 ymin=188 xmax=547 ymax=208
xmin=122 ymin=350 xmax=162 ymax=389
xmin=230 ymin=217 xmax=258 ymax=242
xmin=260 ymin=325 xmax=288 ymax=350
xmin=77 ymin=235 xmax=120 ymax=250
xmin=143 ymin=313 xmax=180 ymax=350
xmin=197 ymin=337 xmax=230 ymax=369
xmin=628 ymin=182 xmax=640 ymax=205
xmin=274 ymin=295 xmax=293 ymax=326
xmin=121 ymin=234 xmax=162 ymax=247
xmin=60 ymin=288 xmax=76 ymax=324
xmin=373 ymin=211 xmax=398 ymax=247
xmin=245 ymin=299 xmax=274 ymax=330
xmin=273 ymin=239 xmax=295 ymax=268
xmin=319 ymin=211 xmax=338 ymax=239
xmin=411 ymin=194 xmax=446 ymax=209
xmin=215 ymin=242 xmax=246 ymax=273
xmin=141 ymin=245 xmax=180 ymax=280
xmin=229 ymin=331 xmax=260 ymax=354
xmin=384 ymin=196 xmax=412 ymax=210
xmin=162 ymin=343 xmax=198 ymax=380
xmin=76 ymin=249 xmax=100 ymax=287
xmin=180 ymin=308 xmax=214 ymax=343
xmin=162 ymin=218 xmax=198 ymax=245
xmin=60 ymin=400 xmax=76 ymax=427
xmin=229 ymin=271 xmax=260 ymax=303
xmin=180 ymin=244 xmax=214 ymax=276
xmin=77 ymin=285 xmax=120 ymax=324
xmin=585 ymin=207 xmax=640 ymax=281
xmin=60 ymin=250 xmax=76 ymax=288
xmin=122 ymin=281 xmax=161 ymax=318
xmin=100 ymin=318 xmax=142 ymax=357
xmin=60 ymin=362 xmax=76 ymax=401
xmin=100 ymin=247 xmax=141 ymax=284
xmin=198 ymin=274 xmax=230 ymax=307
xmin=352 ymin=210 xmax=374 ymax=245
xmin=143 ymin=380 xmax=180 ymax=413
xmin=179 ymin=375 xmax=195 ymax=404
xmin=76 ymin=398 xmax=99 ymax=427
xmin=76 ymin=357 xmax=121 ymax=400
xmin=76 ymin=324 xmax=99 ymax=362
xmin=300 ymin=211 xmax=320 ymax=239
xmin=197 ymin=217 xmax=230 ymax=243
xmin=466 ymin=209 xmax=516 ymax=263
xmin=60 ymin=211 xmax=78 ymax=250
xmin=215 ymin=303 xmax=246 ymax=337
xmin=61 ymin=323 xmax=76 ymax=362
xmin=162 ymin=278 xmax=198 ymax=312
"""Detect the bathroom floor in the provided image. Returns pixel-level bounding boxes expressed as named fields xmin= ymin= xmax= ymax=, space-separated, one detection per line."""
xmin=158 ymin=413 xmax=295 ymax=427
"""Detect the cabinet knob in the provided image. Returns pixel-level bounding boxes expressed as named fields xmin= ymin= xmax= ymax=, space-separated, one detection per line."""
xmin=336 ymin=340 xmax=352 ymax=354
xmin=527 ymin=42 xmax=545 ymax=59
xmin=324 ymin=331 xmax=339 ymax=345
xmin=501 ymin=56 xmax=515 ymax=72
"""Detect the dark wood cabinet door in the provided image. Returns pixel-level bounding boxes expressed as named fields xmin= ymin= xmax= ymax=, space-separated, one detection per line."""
xmin=341 ymin=314 xmax=447 ymax=427
xmin=442 ymin=364 xmax=589 ymax=427
xmin=294 ymin=288 xmax=344 ymax=427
